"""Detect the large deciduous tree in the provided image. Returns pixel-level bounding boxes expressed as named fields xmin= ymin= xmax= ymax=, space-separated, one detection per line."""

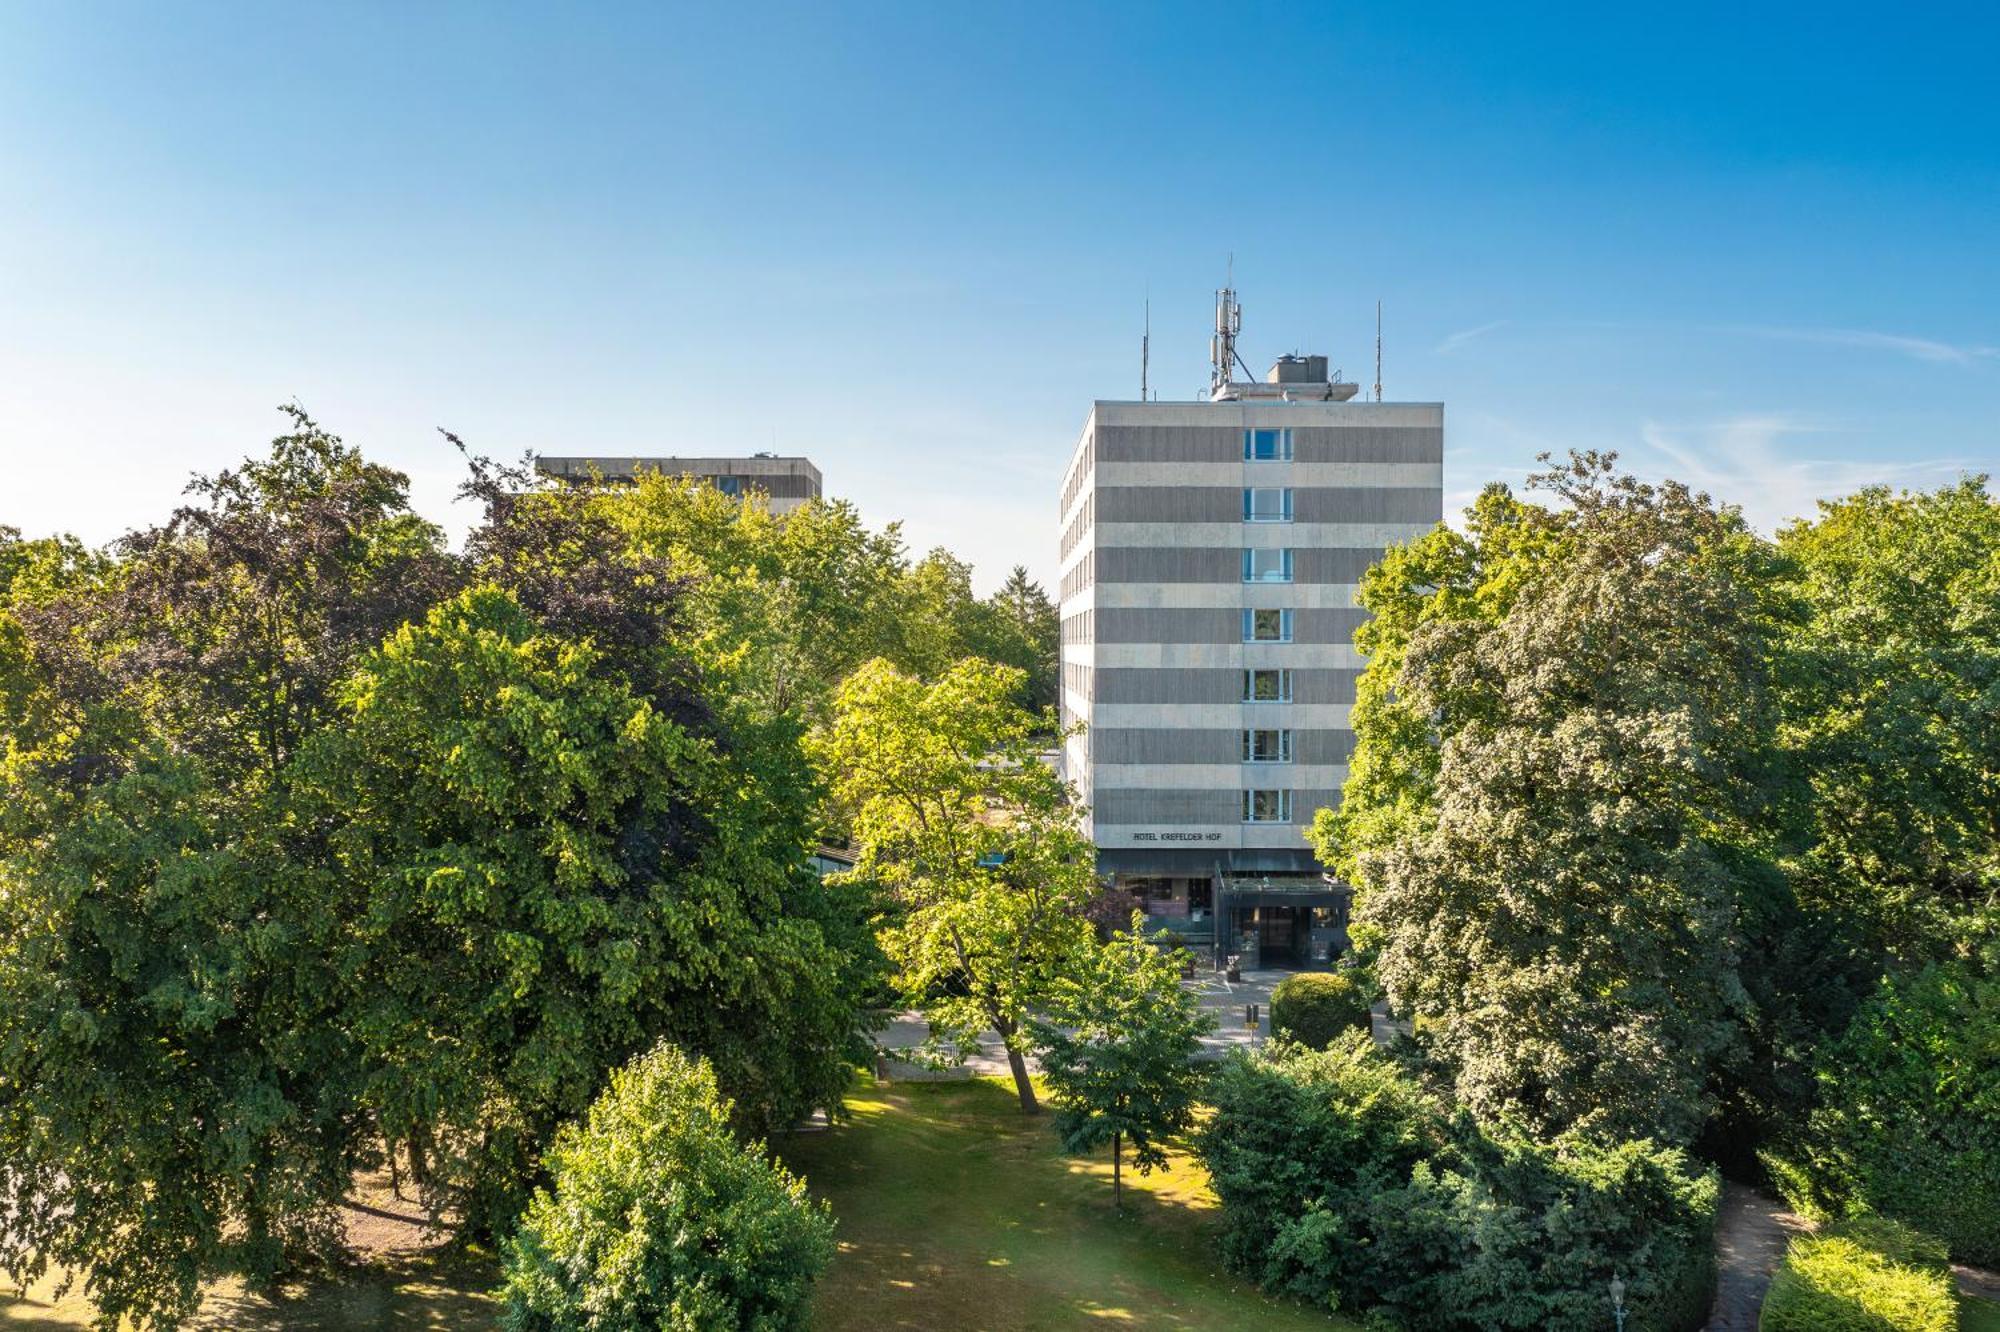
xmin=815 ymin=657 xmax=1094 ymax=1111
xmin=1316 ymin=453 xmax=1785 ymax=1144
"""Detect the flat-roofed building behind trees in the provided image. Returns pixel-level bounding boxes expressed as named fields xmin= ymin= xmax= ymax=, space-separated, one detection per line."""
xmin=535 ymin=453 xmax=822 ymax=513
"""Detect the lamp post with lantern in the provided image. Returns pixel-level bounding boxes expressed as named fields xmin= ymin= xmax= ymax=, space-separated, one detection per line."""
xmin=1608 ymin=1274 xmax=1627 ymax=1331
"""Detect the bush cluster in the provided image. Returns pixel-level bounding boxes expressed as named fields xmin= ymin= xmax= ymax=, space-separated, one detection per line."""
xmin=1769 ymin=962 xmax=2000 ymax=1266
xmin=1198 ymin=1034 xmax=1719 ymax=1331
xmin=1759 ymin=1217 xmax=1958 ymax=1332
xmin=1269 ymin=971 xmax=1372 ymax=1048
xmin=501 ymin=1043 xmax=836 ymax=1332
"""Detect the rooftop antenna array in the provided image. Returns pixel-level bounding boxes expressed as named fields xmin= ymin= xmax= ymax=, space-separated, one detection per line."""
xmin=1210 ymin=257 xmax=1256 ymax=395
xmin=1374 ymin=300 xmax=1383 ymax=403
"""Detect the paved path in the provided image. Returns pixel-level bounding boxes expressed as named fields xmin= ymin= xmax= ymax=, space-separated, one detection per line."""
xmin=1704 ymin=1183 xmax=1813 ymax=1330
xmin=870 ymin=968 xmax=1308 ymax=1080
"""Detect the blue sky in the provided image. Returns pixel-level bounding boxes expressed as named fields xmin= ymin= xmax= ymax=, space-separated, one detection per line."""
xmin=3 ymin=2 xmax=1995 ymax=590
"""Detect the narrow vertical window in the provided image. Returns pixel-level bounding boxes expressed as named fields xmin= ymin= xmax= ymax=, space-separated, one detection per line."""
xmin=1242 ymin=487 xmax=1294 ymax=523
xmin=1242 ymin=609 xmax=1294 ymax=642
xmin=1241 ymin=548 xmax=1294 ymax=582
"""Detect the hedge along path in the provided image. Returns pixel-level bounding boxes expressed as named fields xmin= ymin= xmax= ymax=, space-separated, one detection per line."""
xmin=1702 ymin=1185 xmax=2000 ymax=1329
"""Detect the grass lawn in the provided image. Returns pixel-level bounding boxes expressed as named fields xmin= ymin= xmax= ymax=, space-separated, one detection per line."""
xmin=5 ymin=1074 xmax=1342 ymax=1330
xmin=1964 ymin=1295 xmax=2000 ymax=1332
xmin=779 ymin=1074 xmax=1352 ymax=1331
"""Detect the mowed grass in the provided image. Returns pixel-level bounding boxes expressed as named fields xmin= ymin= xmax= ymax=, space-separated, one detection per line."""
xmin=4 ymin=1075 xmax=1341 ymax=1330
xmin=779 ymin=1075 xmax=1351 ymax=1331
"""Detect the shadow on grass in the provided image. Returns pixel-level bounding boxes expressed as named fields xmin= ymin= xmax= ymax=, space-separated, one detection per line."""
xmin=782 ymin=1075 xmax=1349 ymax=1332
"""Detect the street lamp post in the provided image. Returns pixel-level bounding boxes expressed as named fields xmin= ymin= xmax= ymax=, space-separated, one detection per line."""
xmin=1608 ymin=1274 xmax=1627 ymax=1332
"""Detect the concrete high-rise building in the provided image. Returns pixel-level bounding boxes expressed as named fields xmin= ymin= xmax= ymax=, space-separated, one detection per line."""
xmin=1056 ymin=290 xmax=1442 ymax=965
xmin=535 ymin=453 xmax=822 ymax=513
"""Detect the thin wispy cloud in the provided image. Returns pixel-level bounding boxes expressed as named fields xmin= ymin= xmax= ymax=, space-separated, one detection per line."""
xmin=1634 ymin=413 xmax=1975 ymax=534
xmin=1729 ymin=325 xmax=2000 ymax=366
xmin=1435 ymin=320 xmax=1509 ymax=354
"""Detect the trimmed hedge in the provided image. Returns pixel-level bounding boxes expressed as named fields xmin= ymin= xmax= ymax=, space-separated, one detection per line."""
xmin=1269 ymin=971 xmax=1372 ymax=1049
xmin=1760 ymin=1218 xmax=1958 ymax=1332
xmin=1771 ymin=962 xmax=2000 ymax=1266
xmin=1198 ymin=1033 xmax=1720 ymax=1331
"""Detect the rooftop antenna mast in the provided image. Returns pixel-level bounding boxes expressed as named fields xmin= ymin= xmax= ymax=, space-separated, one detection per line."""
xmin=1211 ymin=257 xmax=1250 ymax=397
xmin=1141 ymin=298 xmax=1150 ymax=401
xmin=1373 ymin=300 xmax=1383 ymax=403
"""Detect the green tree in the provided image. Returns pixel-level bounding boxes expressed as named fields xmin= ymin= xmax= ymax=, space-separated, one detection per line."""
xmin=1030 ymin=920 xmax=1215 ymax=1209
xmin=1770 ymin=961 xmax=2000 ymax=1265
xmin=0 ymin=413 xmax=448 ymax=1327
xmin=500 ymin=1042 xmax=835 ymax=1332
xmin=814 ymin=657 xmax=1095 ymax=1112
xmin=608 ymin=473 xmax=910 ymax=725
xmin=1777 ymin=478 xmax=2000 ymax=962
xmin=296 ymin=585 xmax=860 ymax=1230
xmin=988 ymin=564 xmax=1060 ymax=713
xmin=1316 ymin=454 xmax=1783 ymax=1144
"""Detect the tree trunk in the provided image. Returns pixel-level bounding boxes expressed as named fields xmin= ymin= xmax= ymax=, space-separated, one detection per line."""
xmin=1112 ymin=1132 xmax=1123 ymax=1212
xmin=1005 ymin=1044 xmax=1039 ymax=1113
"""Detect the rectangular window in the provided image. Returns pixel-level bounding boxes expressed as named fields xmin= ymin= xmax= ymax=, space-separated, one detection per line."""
xmin=1241 ymin=729 xmax=1293 ymax=762
xmin=1241 ymin=547 xmax=1294 ymax=583
xmin=1242 ymin=427 xmax=1293 ymax=461
xmin=1242 ymin=789 xmax=1293 ymax=823
xmin=1242 ymin=668 xmax=1293 ymax=701
xmin=1242 ymin=487 xmax=1294 ymax=523
xmin=1242 ymin=608 xmax=1294 ymax=642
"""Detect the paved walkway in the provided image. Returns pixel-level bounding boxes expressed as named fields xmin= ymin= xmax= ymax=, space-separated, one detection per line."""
xmin=1704 ymin=1183 xmax=1813 ymax=1330
xmin=870 ymin=968 xmax=1312 ymax=1080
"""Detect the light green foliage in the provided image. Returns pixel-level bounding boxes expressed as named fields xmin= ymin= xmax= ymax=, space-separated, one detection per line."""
xmin=1029 ymin=920 xmax=1215 ymax=1207
xmin=608 ymin=478 xmax=1058 ymax=724
xmin=500 ymin=1043 xmax=834 ymax=1332
xmin=1760 ymin=1218 xmax=1959 ymax=1332
xmin=1309 ymin=483 xmax=1557 ymax=885
xmin=1199 ymin=1035 xmax=1720 ymax=1331
xmin=1269 ymin=971 xmax=1371 ymax=1049
xmin=610 ymin=475 xmax=910 ymax=724
xmin=1778 ymin=479 xmax=2000 ymax=961
xmin=1328 ymin=454 xmax=1781 ymax=1143
xmin=814 ymin=657 xmax=1095 ymax=1111
xmin=1772 ymin=962 xmax=2000 ymax=1265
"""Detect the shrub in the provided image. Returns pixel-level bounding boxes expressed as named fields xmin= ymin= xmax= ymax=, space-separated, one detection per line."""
xmin=1270 ymin=971 xmax=1372 ymax=1048
xmin=1773 ymin=962 xmax=2000 ymax=1265
xmin=1760 ymin=1218 xmax=1958 ymax=1332
xmin=500 ymin=1043 xmax=835 ymax=1332
xmin=1199 ymin=1035 xmax=1720 ymax=1331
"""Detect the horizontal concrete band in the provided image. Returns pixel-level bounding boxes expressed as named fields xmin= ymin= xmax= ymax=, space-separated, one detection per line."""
xmin=1096 ymin=606 xmax=1369 ymax=646
xmin=1091 ymin=401 xmax=1443 ymax=428
xmin=1091 ymin=766 xmax=1351 ymax=792
xmin=1088 ymin=643 xmax=1369 ymax=669
xmin=1092 ymin=787 xmax=1345 ymax=823
xmin=1082 ymin=584 xmax=1360 ymax=612
xmin=1092 ymin=728 xmax=1357 ymax=765
xmin=1092 ymin=422 xmax=1444 ymax=465
xmin=1095 ymin=461 xmax=1443 ymax=488
xmin=1085 ymin=701 xmax=1354 ymax=728
xmin=1096 ymin=546 xmax=1394 ymax=585
xmin=1090 ymin=522 xmax=1438 ymax=549
xmin=1082 ymin=666 xmax=1360 ymax=705
xmin=1095 ymin=486 xmax=1442 ymax=525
